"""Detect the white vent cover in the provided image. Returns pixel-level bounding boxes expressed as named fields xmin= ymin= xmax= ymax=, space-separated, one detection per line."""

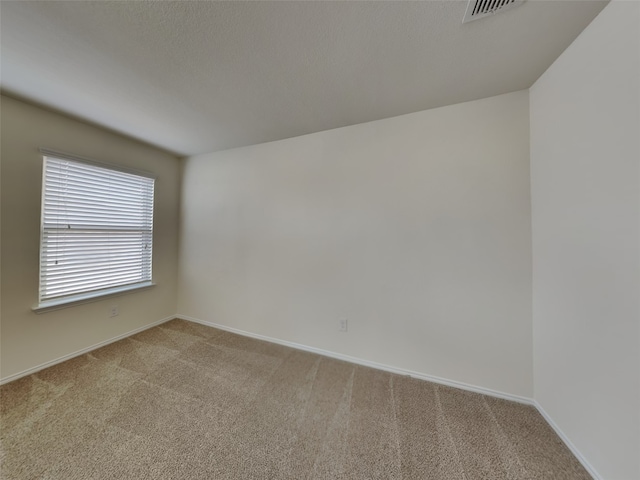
xmin=463 ymin=0 xmax=525 ymax=23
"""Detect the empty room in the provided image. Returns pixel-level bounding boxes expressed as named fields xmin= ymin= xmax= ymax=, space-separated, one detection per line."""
xmin=0 ymin=1 xmax=638 ymax=479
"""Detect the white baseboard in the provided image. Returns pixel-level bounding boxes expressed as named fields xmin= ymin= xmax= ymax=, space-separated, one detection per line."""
xmin=533 ymin=401 xmax=602 ymax=480
xmin=0 ymin=315 xmax=176 ymax=386
xmin=176 ymin=314 xmax=534 ymax=405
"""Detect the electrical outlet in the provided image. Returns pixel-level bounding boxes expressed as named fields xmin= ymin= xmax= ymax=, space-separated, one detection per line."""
xmin=339 ymin=319 xmax=348 ymax=332
xmin=109 ymin=305 xmax=119 ymax=318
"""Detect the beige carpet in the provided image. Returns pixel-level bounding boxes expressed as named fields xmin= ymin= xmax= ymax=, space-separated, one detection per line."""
xmin=1 ymin=319 xmax=590 ymax=479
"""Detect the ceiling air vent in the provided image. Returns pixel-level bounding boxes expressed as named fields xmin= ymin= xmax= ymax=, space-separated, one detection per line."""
xmin=463 ymin=0 xmax=525 ymax=23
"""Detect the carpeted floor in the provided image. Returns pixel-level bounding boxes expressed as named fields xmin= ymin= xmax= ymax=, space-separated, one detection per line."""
xmin=1 ymin=319 xmax=590 ymax=479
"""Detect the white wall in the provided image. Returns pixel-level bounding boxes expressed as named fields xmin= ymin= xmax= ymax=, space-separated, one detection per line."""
xmin=179 ymin=90 xmax=533 ymax=398
xmin=530 ymin=2 xmax=640 ymax=479
xmin=0 ymin=95 xmax=181 ymax=380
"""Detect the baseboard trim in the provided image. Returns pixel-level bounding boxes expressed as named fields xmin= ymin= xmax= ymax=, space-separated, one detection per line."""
xmin=176 ymin=314 xmax=534 ymax=405
xmin=533 ymin=401 xmax=602 ymax=480
xmin=0 ymin=315 xmax=176 ymax=386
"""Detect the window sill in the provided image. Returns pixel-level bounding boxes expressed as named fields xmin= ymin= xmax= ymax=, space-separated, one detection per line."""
xmin=33 ymin=282 xmax=155 ymax=314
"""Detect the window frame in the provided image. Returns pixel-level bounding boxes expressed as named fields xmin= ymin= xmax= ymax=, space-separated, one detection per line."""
xmin=34 ymin=149 xmax=156 ymax=313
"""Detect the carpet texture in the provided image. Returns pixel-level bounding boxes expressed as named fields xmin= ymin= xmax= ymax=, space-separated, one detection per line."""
xmin=1 ymin=319 xmax=590 ymax=479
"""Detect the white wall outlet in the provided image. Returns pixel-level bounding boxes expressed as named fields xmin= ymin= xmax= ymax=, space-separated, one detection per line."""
xmin=339 ymin=318 xmax=348 ymax=332
xmin=109 ymin=305 xmax=119 ymax=318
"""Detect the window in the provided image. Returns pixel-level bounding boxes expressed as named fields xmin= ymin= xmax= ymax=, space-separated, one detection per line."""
xmin=37 ymin=152 xmax=155 ymax=309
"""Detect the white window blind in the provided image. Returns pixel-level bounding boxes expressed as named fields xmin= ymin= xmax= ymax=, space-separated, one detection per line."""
xmin=39 ymin=155 xmax=155 ymax=303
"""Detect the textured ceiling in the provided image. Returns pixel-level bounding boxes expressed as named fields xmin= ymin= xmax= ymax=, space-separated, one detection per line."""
xmin=1 ymin=0 xmax=608 ymax=156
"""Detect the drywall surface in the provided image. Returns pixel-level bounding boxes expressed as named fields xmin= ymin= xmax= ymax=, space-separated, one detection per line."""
xmin=530 ymin=2 xmax=640 ymax=479
xmin=0 ymin=1 xmax=607 ymax=156
xmin=179 ymin=90 xmax=533 ymax=397
xmin=0 ymin=95 xmax=180 ymax=380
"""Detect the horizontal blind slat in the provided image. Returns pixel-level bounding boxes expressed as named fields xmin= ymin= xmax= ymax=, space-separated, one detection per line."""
xmin=42 ymin=269 xmax=148 ymax=290
xmin=42 ymin=269 xmax=150 ymax=295
xmin=44 ymin=184 xmax=152 ymax=200
xmin=46 ymin=264 xmax=145 ymax=287
xmin=42 ymin=276 xmax=147 ymax=298
xmin=44 ymin=183 xmax=152 ymax=201
xmin=45 ymin=163 xmax=154 ymax=186
xmin=41 ymin=259 xmax=148 ymax=277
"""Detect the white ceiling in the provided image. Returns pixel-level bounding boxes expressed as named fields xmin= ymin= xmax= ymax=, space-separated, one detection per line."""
xmin=1 ymin=0 xmax=608 ymax=156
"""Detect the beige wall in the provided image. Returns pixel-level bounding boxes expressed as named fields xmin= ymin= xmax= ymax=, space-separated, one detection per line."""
xmin=178 ymin=90 xmax=533 ymax=398
xmin=530 ymin=2 xmax=640 ymax=479
xmin=0 ymin=95 xmax=181 ymax=380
